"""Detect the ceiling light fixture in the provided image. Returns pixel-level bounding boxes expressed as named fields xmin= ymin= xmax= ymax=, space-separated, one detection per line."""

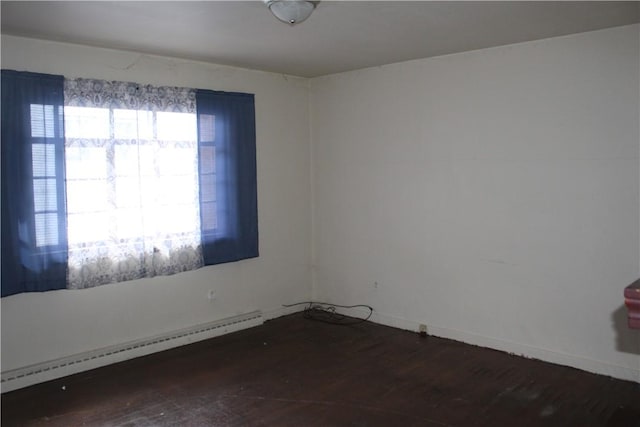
xmin=265 ymin=0 xmax=315 ymax=25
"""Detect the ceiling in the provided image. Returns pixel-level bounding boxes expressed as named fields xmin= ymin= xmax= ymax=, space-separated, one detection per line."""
xmin=2 ymin=1 xmax=638 ymax=78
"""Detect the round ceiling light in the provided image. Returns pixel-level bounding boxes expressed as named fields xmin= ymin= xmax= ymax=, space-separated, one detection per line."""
xmin=265 ymin=0 xmax=315 ymax=25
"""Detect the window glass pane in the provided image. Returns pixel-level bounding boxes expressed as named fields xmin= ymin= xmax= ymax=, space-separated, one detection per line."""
xmin=64 ymin=106 xmax=110 ymax=139
xmin=65 ymin=147 xmax=107 ymax=180
xmin=35 ymin=213 xmax=59 ymax=246
xmin=33 ymin=178 xmax=58 ymax=211
xmin=114 ymin=145 xmax=139 ymax=177
xmin=58 ymin=107 xmax=65 ymax=138
xmin=32 ymin=144 xmax=56 ymax=177
xmin=115 ymin=145 xmax=155 ymax=177
xmin=67 ymin=212 xmax=108 ymax=244
xmin=201 ymin=202 xmax=217 ymax=230
xmin=30 ymin=104 xmax=55 ymax=138
xmin=157 ymin=175 xmax=198 ymax=205
xmin=115 ymin=177 xmax=142 ymax=207
xmin=157 ymin=146 xmax=197 ymax=175
xmin=157 ymin=205 xmax=197 ymax=234
xmin=66 ymin=180 xmax=108 ymax=213
xmin=138 ymin=176 xmax=159 ymax=207
xmin=115 ymin=208 xmax=144 ymax=239
xmin=200 ymin=146 xmax=215 ymax=174
xmin=200 ymin=178 xmax=216 ymax=203
xmin=157 ymin=112 xmax=197 ymax=141
xmin=113 ymin=109 xmax=154 ymax=140
xmin=199 ymin=114 xmax=215 ymax=143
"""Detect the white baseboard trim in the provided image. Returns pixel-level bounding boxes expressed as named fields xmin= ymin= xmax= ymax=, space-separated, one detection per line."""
xmin=361 ymin=310 xmax=640 ymax=384
xmin=1 ymin=311 xmax=263 ymax=393
xmin=262 ymin=303 xmax=308 ymax=321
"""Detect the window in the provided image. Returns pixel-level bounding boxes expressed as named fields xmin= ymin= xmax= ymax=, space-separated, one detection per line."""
xmin=61 ymin=79 xmax=205 ymax=288
xmin=198 ymin=115 xmax=218 ymax=231
xmin=2 ymin=70 xmax=68 ymax=297
xmin=1 ymin=71 xmax=258 ymax=297
xmin=196 ymin=89 xmax=258 ymax=266
xmin=30 ymin=103 xmax=64 ymax=247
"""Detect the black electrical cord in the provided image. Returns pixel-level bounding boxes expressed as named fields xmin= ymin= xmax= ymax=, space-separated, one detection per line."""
xmin=282 ymin=301 xmax=373 ymax=325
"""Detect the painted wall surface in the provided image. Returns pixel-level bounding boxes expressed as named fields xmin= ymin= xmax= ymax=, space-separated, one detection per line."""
xmin=310 ymin=25 xmax=640 ymax=381
xmin=1 ymin=36 xmax=312 ymax=371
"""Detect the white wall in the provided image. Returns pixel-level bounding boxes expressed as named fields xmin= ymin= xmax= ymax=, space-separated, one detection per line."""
xmin=1 ymin=36 xmax=312 ymax=371
xmin=310 ymin=25 xmax=640 ymax=382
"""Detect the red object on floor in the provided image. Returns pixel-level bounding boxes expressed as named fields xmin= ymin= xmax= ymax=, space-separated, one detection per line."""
xmin=624 ymin=278 xmax=640 ymax=329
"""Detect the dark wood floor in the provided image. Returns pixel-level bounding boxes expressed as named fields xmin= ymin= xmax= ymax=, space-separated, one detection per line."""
xmin=2 ymin=313 xmax=639 ymax=426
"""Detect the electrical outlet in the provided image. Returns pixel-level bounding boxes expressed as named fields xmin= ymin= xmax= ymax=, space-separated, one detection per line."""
xmin=419 ymin=324 xmax=427 ymax=338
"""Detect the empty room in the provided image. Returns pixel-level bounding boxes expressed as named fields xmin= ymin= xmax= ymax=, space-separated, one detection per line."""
xmin=1 ymin=1 xmax=639 ymax=426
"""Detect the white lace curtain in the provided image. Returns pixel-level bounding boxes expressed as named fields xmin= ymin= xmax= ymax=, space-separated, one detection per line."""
xmin=63 ymin=78 xmax=203 ymax=289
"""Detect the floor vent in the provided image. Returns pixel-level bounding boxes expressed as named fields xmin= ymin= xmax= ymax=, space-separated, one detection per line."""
xmin=1 ymin=311 xmax=263 ymax=393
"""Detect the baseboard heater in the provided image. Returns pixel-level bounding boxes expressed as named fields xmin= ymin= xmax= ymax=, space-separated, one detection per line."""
xmin=1 ymin=310 xmax=263 ymax=393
